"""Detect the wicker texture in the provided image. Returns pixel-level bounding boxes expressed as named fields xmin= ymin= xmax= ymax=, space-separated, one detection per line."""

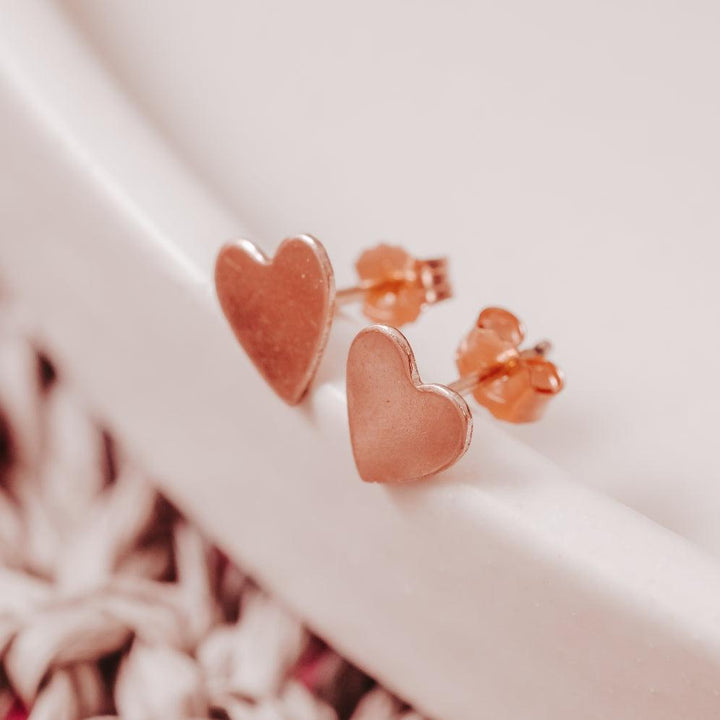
xmin=0 ymin=309 xmax=427 ymax=720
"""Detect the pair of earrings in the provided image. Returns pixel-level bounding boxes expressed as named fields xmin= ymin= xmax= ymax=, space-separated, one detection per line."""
xmin=215 ymin=235 xmax=563 ymax=484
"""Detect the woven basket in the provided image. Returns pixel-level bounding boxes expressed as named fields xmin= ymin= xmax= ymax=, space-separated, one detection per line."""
xmin=0 ymin=308 xmax=427 ymax=720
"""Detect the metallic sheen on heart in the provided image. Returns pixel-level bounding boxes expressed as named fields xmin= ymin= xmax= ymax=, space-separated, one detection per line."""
xmin=215 ymin=236 xmax=335 ymax=405
xmin=347 ymin=325 xmax=473 ymax=483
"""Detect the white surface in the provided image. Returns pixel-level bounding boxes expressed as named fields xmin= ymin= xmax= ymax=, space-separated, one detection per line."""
xmin=63 ymin=0 xmax=720 ymax=557
xmin=1 ymin=2 xmax=720 ymax=719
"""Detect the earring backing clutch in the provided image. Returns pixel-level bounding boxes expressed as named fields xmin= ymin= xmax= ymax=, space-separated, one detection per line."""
xmin=335 ymin=244 xmax=451 ymax=326
xmin=214 ymin=236 xmax=451 ymax=405
xmin=346 ymin=307 xmax=564 ymax=484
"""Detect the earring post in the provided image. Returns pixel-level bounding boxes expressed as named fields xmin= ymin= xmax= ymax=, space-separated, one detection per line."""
xmin=335 ymin=285 xmax=370 ymax=305
xmin=335 ymin=277 xmax=408 ymax=306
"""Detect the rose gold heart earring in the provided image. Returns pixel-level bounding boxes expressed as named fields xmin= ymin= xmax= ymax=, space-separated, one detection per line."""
xmin=215 ymin=236 xmax=451 ymax=405
xmin=346 ymin=307 xmax=564 ymax=483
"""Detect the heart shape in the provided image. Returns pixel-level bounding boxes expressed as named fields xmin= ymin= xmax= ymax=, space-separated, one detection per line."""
xmin=347 ymin=325 xmax=473 ymax=483
xmin=215 ymin=235 xmax=335 ymax=404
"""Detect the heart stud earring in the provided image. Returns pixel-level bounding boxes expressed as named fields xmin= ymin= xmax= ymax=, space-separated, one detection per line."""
xmin=215 ymin=236 xmax=451 ymax=405
xmin=346 ymin=307 xmax=564 ymax=483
